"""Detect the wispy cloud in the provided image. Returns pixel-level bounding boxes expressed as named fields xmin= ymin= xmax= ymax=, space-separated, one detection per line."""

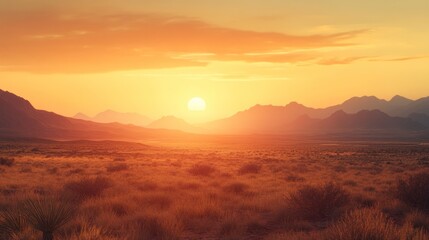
xmin=370 ymin=56 xmax=428 ymax=62
xmin=317 ymin=56 xmax=369 ymax=65
xmin=0 ymin=11 xmax=367 ymax=73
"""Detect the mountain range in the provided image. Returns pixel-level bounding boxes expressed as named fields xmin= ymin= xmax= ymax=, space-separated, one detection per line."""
xmin=0 ymin=89 xmax=187 ymax=141
xmin=1 ymin=89 xmax=429 ymax=140
xmin=201 ymin=95 xmax=429 ymax=134
xmin=73 ymin=111 xmax=199 ymax=133
xmin=74 ymin=110 xmax=152 ymax=126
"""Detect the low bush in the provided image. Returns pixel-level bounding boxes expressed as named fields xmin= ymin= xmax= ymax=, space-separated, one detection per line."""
xmin=188 ymin=164 xmax=215 ymax=177
xmin=238 ymin=163 xmax=261 ymax=175
xmin=287 ymin=182 xmax=350 ymax=221
xmin=0 ymin=208 xmax=26 ymax=239
xmin=0 ymin=157 xmax=15 ymax=167
xmin=223 ymin=182 xmax=249 ymax=194
xmin=396 ymin=173 xmax=429 ymax=211
xmin=64 ymin=177 xmax=112 ymax=200
xmin=68 ymin=224 xmax=119 ymax=240
xmin=325 ymin=208 xmax=398 ymax=240
xmin=23 ymin=197 xmax=76 ymax=240
xmin=131 ymin=215 xmax=182 ymax=240
xmin=106 ymin=163 xmax=128 ymax=172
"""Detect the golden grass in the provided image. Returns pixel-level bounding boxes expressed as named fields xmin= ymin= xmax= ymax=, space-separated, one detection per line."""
xmin=0 ymin=140 xmax=429 ymax=239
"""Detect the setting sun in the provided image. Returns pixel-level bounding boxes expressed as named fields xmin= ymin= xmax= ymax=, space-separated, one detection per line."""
xmin=188 ymin=97 xmax=206 ymax=112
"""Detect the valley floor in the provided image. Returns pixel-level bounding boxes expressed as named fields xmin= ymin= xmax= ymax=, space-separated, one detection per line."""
xmin=1 ymin=138 xmax=429 ymax=239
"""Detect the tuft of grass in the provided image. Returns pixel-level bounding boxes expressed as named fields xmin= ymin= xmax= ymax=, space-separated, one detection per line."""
xmin=405 ymin=211 xmax=429 ymax=232
xmin=325 ymin=208 xmax=398 ymax=240
xmin=0 ymin=157 xmax=15 ymax=167
xmin=287 ymin=182 xmax=350 ymax=221
xmin=138 ymin=181 xmax=159 ymax=191
xmin=0 ymin=208 xmax=26 ymax=239
xmin=106 ymin=163 xmax=129 ymax=172
xmin=68 ymin=224 xmax=118 ymax=240
xmin=64 ymin=177 xmax=112 ymax=200
xmin=285 ymin=174 xmax=305 ymax=182
xmin=143 ymin=194 xmax=173 ymax=210
xmin=238 ymin=163 xmax=261 ymax=175
xmin=131 ymin=215 xmax=182 ymax=240
xmin=223 ymin=182 xmax=249 ymax=195
xmin=396 ymin=173 xmax=429 ymax=211
xmin=23 ymin=197 xmax=76 ymax=240
xmin=188 ymin=164 xmax=215 ymax=177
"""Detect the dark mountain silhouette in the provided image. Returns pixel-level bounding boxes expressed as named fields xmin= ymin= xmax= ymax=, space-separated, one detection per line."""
xmin=73 ymin=110 xmax=152 ymax=126
xmin=327 ymin=95 xmax=429 ymax=117
xmin=1 ymin=89 xmax=429 ymax=140
xmin=148 ymin=116 xmax=202 ymax=133
xmin=0 ymin=89 xmax=186 ymax=140
xmin=201 ymin=102 xmax=327 ymax=134
xmin=203 ymin=95 xmax=429 ymax=134
xmin=291 ymin=110 xmax=424 ymax=132
xmin=408 ymin=113 xmax=429 ymax=128
xmin=398 ymin=97 xmax=429 ymax=116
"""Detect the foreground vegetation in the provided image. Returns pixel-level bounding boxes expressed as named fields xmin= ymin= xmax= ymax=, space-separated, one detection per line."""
xmin=0 ymin=139 xmax=429 ymax=239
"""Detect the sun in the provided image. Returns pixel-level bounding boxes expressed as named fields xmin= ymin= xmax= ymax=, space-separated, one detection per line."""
xmin=188 ymin=97 xmax=206 ymax=112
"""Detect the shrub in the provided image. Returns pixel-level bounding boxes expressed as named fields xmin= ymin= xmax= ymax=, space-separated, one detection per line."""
xmin=64 ymin=177 xmax=112 ymax=200
xmin=0 ymin=208 xmax=26 ymax=239
xmin=399 ymin=224 xmax=429 ymax=240
xmin=404 ymin=211 xmax=429 ymax=232
xmin=266 ymin=232 xmax=319 ymax=240
xmin=238 ymin=163 xmax=261 ymax=175
xmin=0 ymin=157 xmax=15 ymax=167
xmin=143 ymin=194 xmax=173 ymax=210
xmin=219 ymin=213 xmax=245 ymax=239
xmin=138 ymin=181 xmax=159 ymax=191
xmin=287 ymin=182 xmax=350 ymax=221
xmin=396 ymin=173 xmax=429 ymax=211
xmin=223 ymin=182 xmax=249 ymax=195
xmin=132 ymin=215 xmax=182 ymax=240
xmin=325 ymin=208 xmax=398 ymax=240
xmin=106 ymin=163 xmax=128 ymax=172
xmin=68 ymin=224 xmax=118 ymax=240
xmin=188 ymin=164 xmax=215 ymax=177
xmin=285 ymin=174 xmax=305 ymax=182
xmin=23 ymin=197 xmax=76 ymax=240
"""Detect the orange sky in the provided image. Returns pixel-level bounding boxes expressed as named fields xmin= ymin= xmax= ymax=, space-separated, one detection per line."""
xmin=1 ymin=0 xmax=429 ymax=123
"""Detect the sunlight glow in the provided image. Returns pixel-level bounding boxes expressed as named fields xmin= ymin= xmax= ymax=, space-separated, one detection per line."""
xmin=188 ymin=97 xmax=206 ymax=112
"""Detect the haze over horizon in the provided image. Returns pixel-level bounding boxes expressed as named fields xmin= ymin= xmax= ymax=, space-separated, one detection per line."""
xmin=1 ymin=0 xmax=429 ymax=122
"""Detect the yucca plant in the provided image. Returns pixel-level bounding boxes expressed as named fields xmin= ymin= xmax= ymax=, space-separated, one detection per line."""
xmin=0 ymin=208 xmax=26 ymax=239
xmin=22 ymin=197 xmax=76 ymax=240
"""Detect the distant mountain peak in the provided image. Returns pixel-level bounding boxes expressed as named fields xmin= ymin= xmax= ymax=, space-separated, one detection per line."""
xmin=285 ymin=101 xmax=306 ymax=108
xmin=148 ymin=116 xmax=201 ymax=133
xmin=390 ymin=95 xmax=412 ymax=105
xmin=72 ymin=109 xmax=152 ymax=126
xmin=156 ymin=115 xmax=184 ymax=121
xmin=74 ymin=112 xmax=90 ymax=119
xmin=343 ymin=95 xmax=385 ymax=104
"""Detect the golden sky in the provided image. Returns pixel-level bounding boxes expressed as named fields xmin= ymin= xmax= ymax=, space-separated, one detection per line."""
xmin=1 ymin=0 xmax=429 ymax=122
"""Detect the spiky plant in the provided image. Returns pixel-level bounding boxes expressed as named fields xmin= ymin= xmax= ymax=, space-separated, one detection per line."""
xmin=22 ymin=197 xmax=76 ymax=240
xmin=0 ymin=208 xmax=26 ymax=239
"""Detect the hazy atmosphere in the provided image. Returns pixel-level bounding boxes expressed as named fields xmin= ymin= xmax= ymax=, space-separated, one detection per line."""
xmin=1 ymin=0 xmax=429 ymax=122
xmin=1 ymin=1 xmax=429 ymax=240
